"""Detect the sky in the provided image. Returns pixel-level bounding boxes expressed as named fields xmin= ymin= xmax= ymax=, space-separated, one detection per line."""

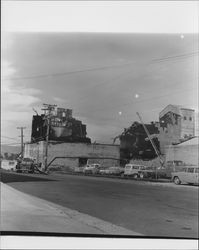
xmin=1 ymin=1 xmax=199 ymax=145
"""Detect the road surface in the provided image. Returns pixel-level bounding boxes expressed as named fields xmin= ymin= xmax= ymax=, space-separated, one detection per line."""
xmin=1 ymin=170 xmax=198 ymax=238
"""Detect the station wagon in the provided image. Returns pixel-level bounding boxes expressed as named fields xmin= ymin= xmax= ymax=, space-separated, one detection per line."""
xmin=171 ymin=167 xmax=199 ymax=185
xmin=124 ymin=164 xmax=146 ymax=178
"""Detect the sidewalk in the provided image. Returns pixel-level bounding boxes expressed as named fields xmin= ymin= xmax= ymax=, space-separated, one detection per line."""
xmin=1 ymin=183 xmax=141 ymax=236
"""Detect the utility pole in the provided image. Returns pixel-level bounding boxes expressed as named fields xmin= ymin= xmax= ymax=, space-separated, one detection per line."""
xmin=136 ymin=112 xmax=163 ymax=179
xmin=44 ymin=117 xmax=50 ymax=171
xmin=17 ymin=127 xmax=26 ymax=158
xmin=42 ymin=104 xmax=57 ymax=171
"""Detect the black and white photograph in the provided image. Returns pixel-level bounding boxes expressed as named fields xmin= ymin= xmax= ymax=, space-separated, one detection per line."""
xmin=1 ymin=1 xmax=198 ymax=249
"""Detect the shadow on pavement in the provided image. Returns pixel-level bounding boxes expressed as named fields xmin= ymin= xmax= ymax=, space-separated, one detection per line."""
xmin=0 ymin=171 xmax=56 ymax=183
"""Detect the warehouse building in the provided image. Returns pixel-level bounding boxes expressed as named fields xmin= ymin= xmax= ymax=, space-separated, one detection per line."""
xmin=165 ymin=136 xmax=198 ymax=166
xmin=24 ymin=141 xmax=120 ymax=170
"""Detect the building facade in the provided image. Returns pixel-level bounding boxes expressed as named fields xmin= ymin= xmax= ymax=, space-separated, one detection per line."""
xmin=24 ymin=141 xmax=120 ymax=170
xmin=31 ymin=107 xmax=91 ymax=143
xmin=159 ymin=105 xmax=195 ymax=154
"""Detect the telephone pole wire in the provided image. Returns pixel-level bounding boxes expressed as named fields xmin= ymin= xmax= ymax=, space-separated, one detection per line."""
xmin=17 ymin=127 xmax=26 ymax=157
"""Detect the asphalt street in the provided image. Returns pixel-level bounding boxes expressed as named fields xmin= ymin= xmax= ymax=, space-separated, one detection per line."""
xmin=1 ymin=170 xmax=198 ymax=238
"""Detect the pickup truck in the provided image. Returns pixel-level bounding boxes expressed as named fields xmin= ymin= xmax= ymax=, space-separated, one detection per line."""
xmin=16 ymin=158 xmax=35 ymax=173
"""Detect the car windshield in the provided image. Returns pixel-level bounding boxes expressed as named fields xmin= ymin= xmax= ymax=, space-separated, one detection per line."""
xmin=125 ymin=165 xmax=132 ymax=169
xmin=91 ymin=164 xmax=99 ymax=168
xmin=23 ymin=158 xmax=32 ymax=161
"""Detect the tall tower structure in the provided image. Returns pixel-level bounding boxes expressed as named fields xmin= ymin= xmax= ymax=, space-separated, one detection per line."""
xmin=159 ymin=104 xmax=195 ymax=154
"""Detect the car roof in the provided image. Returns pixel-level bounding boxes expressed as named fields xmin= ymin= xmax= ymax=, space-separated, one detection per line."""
xmin=125 ymin=164 xmax=144 ymax=167
xmin=23 ymin=158 xmax=33 ymax=161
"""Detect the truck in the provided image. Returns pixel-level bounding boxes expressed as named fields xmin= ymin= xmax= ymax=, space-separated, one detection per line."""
xmin=15 ymin=158 xmax=36 ymax=173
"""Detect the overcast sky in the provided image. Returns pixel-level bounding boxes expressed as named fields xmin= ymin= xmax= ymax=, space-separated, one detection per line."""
xmin=1 ymin=1 xmax=198 ymax=145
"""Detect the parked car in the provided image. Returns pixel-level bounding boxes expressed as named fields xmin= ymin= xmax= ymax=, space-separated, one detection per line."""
xmin=83 ymin=164 xmax=101 ymax=174
xmin=99 ymin=168 xmax=110 ymax=175
xmin=124 ymin=164 xmax=147 ymax=178
xmin=138 ymin=166 xmax=167 ymax=179
xmin=171 ymin=167 xmax=199 ymax=185
xmin=74 ymin=167 xmax=85 ymax=173
xmin=99 ymin=167 xmax=124 ymax=176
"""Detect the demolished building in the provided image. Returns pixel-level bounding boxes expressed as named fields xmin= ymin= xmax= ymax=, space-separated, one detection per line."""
xmin=25 ymin=105 xmax=120 ymax=170
xmin=31 ymin=107 xmax=91 ymax=143
xmin=119 ymin=104 xmax=196 ymax=161
xmin=119 ymin=121 xmax=160 ymax=160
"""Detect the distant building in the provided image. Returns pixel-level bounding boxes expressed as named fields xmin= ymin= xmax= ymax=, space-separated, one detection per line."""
xmin=31 ymin=107 xmax=91 ymax=143
xmin=119 ymin=121 xmax=160 ymax=160
xmin=159 ymin=105 xmax=195 ymax=154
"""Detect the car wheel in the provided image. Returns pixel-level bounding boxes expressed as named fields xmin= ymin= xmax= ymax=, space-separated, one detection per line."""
xmin=133 ymin=174 xmax=138 ymax=179
xmin=174 ymin=176 xmax=181 ymax=185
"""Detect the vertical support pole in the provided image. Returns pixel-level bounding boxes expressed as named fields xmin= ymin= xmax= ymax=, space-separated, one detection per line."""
xmin=44 ymin=117 xmax=50 ymax=171
xmin=17 ymin=127 xmax=26 ymax=158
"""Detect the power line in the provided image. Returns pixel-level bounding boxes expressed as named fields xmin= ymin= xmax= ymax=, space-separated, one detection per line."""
xmin=1 ymin=136 xmax=19 ymax=141
xmin=1 ymin=142 xmax=21 ymax=146
xmin=2 ymin=51 xmax=198 ymax=81
xmin=74 ymin=86 xmax=197 ymax=117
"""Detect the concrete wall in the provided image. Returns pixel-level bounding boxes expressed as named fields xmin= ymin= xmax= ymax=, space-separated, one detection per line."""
xmin=24 ymin=141 xmax=120 ymax=170
xmin=165 ymin=142 xmax=198 ymax=166
xmin=24 ymin=142 xmax=44 ymax=163
xmin=180 ymin=109 xmax=195 ymax=139
xmin=159 ymin=119 xmax=181 ymax=154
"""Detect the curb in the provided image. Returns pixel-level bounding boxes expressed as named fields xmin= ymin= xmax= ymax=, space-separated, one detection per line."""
xmin=50 ymin=171 xmax=172 ymax=183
